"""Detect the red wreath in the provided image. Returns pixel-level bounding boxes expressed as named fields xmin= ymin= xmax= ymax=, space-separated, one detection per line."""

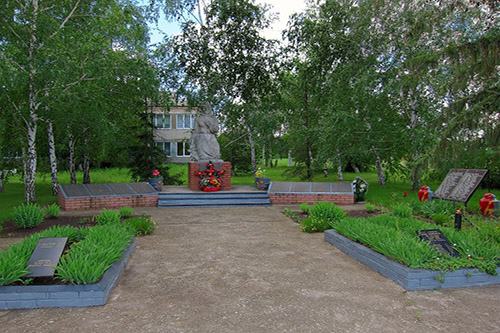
xmin=194 ymin=162 xmax=224 ymax=192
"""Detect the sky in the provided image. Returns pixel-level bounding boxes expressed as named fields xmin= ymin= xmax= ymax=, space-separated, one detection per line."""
xmin=148 ymin=0 xmax=308 ymax=44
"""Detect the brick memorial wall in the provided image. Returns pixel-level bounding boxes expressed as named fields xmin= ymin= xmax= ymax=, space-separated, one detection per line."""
xmin=268 ymin=181 xmax=354 ymax=205
xmin=188 ymin=161 xmax=232 ymax=191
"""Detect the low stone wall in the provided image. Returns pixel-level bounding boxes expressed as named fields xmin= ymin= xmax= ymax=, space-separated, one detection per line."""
xmin=188 ymin=161 xmax=232 ymax=191
xmin=325 ymin=230 xmax=500 ymax=290
xmin=0 ymin=239 xmax=135 ymax=309
xmin=269 ymin=193 xmax=354 ymax=205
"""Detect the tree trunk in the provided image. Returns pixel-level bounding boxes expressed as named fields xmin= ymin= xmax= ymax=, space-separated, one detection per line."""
xmin=288 ymin=150 xmax=292 ymax=167
xmin=247 ymin=126 xmax=257 ymax=176
xmin=68 ymin=129 xmax=76 ymax=184
xmin=268 ymin=144 xmax=273 ymax=168
xmin=353 ymin=165 xmax=360 ymax=173
xmin=262 ymin=143 xmax=266 ymax=166
xmin=410 ymin=157 xmax=423 ymax=190
xmin=323 ymin=162 xmax=328 ymax=177
xmin=375 ymin=155 xmax=386 ymax=185
xmin=337 ymin=151 xmax=343 ymax=181
xmin=47 ymin=120 xmax=59 ymax=196
xmin=0 ymin=177 xmax=3 ymax=192
xmin=83 ymin=135 xmax=90 ymax=184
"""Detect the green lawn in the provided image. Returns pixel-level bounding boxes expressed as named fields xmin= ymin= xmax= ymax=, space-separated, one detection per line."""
xmin=0 ymin=163 xmax=492 ymax=223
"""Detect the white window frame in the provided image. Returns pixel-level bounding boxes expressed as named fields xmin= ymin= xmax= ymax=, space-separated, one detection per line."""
xmin=153 ymin=114 xmax=171 ymax=129
xmin=176 ymin=141 xmax=190 ymax=157
xmin=155 ymin=141 xmax=171 ymax=157
xmin=177 ymin=114 xmax=195 ymax=129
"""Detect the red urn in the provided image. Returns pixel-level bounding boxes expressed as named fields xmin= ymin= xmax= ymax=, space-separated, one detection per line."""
xmin=479 ymin=193 xmax=495 ymax=216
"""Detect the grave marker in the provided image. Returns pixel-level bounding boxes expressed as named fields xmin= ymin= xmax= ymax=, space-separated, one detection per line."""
xmin=24 ymin=237 xmax=68 ymax=278
xmin=419 ymin=229 xmax=460 ymax=257
xmin=433 ymin=169 xmax=488 ymax=203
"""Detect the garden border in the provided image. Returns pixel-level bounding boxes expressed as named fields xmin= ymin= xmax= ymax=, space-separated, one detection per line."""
xmin=324 ymin=230 xmax=500 ymax=290
xmin=0 ymin=238 xmax=136 ymax=310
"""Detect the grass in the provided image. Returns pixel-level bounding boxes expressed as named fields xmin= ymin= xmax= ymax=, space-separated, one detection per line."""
xmin=0 ymin=162 xmax=495 ymax=223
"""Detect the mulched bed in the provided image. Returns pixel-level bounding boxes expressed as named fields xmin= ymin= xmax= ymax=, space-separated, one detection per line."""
xmin=0 ymin=216 xmax=97 ymax=238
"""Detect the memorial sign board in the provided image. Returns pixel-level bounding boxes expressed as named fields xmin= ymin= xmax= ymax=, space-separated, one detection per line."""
xmin=419 ymin=229 xmax=460 ymax=257
xmin=24 ymin=237 xmax=68 ymax=278
xmin=433 ymin=169 xmax=488 ymax=203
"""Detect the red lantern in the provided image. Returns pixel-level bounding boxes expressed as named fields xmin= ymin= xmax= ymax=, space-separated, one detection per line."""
xmin=479 ymin=193 xmax=495 ymax=216
xmin=418 ymin=186 xmax=429 ymax=202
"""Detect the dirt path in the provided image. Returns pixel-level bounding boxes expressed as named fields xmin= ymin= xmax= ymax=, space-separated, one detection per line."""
xmin=1 ymin=206 xmax=499 ymax=332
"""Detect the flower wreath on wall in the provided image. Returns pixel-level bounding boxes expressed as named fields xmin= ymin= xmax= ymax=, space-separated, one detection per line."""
xmin=194 ymin=162 xmax=225 ymax=192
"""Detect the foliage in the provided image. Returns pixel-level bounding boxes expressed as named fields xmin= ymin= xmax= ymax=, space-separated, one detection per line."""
xmin=55 ymin=223 xmax=135 ymax=284
xmin=283 ymin=208 xmax=300 ymax=223
xmin=301 ymin=217 xmax=333 ymax=233
xmin=12 ymin=203 xmax=45 ymax=229
xmin=299 ymin=203 xmax=310 ymax=214
xmin=431 ymin=213 xmax=451 ymax=226
xmin=43 ymin=204 xmax=61 ymax=218
xmin=123 ymin=217 xmax=156 ymax=236
xmin=365 ymin=203 xmax=376 ymax=212
xmin=119 ymin=206 xmax=134 ymax=219
xmin=0 ymin=226 xmax=80 ymax=286
xmin=392 ymin=204 xmax=413 ymax=219
xmin=96 ymin=209 xmax=121 ymax=225
xmin=418 ymin=200 xmax=455 ymax=219
xmin=309 ymin=202 xmax=346 ymax=224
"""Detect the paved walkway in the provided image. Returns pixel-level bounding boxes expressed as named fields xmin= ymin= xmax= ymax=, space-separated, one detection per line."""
xmin=1 ymin=206 xmax=499 ymax=332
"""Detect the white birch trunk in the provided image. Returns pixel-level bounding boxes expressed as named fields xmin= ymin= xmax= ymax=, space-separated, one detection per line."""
xmin=247 ymin=127 xmax=257 ymax=176
xmin=47 ymin=120 xmax=59 ymax=195
xmin=83 ymin=135 xmax=90 ymax=184
xmin=68 ymin=129 xmax=76 ymax=184
xmin=337 ymin=151 xmax=343 ymax=181
xmin=0 ymin=177 xmax=3 ymax=192
xmin=288 ymin=150 xmax=292 ymax=167
xmin=375 ymin=155 xmax=386 ymax=185
xmin=261 ymin=144 xmax=265 ymax=166
xmin=323 ymin=162 xmax=328 ymax=177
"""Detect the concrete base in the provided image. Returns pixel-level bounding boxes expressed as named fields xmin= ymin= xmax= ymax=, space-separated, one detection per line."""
xmin=0 ymin=239 xmax=136 ymax=309
xmin=325 ymin=230 xmax=500 ymax=290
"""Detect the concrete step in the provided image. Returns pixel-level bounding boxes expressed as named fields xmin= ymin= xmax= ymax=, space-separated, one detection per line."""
xmin=158 ymin=191 xmax=271 ymax=208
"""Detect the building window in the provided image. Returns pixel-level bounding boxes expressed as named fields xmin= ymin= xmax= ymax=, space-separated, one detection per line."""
xmin=155 ymin=141 xmax=171 ymax=157
xmin=176 ymin=141 xmax=190 ymax=157
xmin=177 ymin=114 xmax=195 ymax=129
xmin=153 ymin=114 xmax=171 ymax=129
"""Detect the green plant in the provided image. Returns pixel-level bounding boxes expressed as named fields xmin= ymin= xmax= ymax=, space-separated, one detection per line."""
xmin=420 ymin=200 xmax=454 ymax=219
xmin=123 ymin=216 xmax=156 ymax=235
xmin=119 ymin=206 xmax=134 ymax=218
xmin=392 ymin=203 xmax=413 ymax=219
xmin=299 ymin=203 xmax=310 ymax=214
xmin=96 ymin=209 xmax=120 ymax=225
xmin=431 ymin=213 xmax=451 ymax=226
xmin=284 ymin=208 xmax=301 ymax=223
xmin=301 ymin=217 xmax=333 ymax=233
xmin=43 ymin=204 xmax=61 ymax=218
xmin=12 ymin=203 xmax=44 ymax=229
xmin=365 ymin=203 xmax=376 ymax=212
xmin=309 ymin=202 xmax=346 ymax=224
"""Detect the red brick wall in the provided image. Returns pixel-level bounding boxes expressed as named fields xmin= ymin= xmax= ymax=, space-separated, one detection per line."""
xmin=188 ymin=162 xmax=232 ymax=191
xmin=58 ymin=192 xmax=158 ymax=211
xmin=269 ymin=193 xmax=354 ymax=205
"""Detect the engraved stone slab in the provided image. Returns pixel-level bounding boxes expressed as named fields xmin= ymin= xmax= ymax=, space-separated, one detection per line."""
xmin=291 ymin=182 xmax=312 ymax=193
xmin=434 ymin=169 xmax=488 ymax=203
xmin=419 ymin=229 xmax=460 ymax=257
xmin=332 ymin=182 xmax=354 ymax=193
xmin=269 ymin=182 xmax=292 ymax=193
xmin=128 ymin=182 xmax=156 ymax=194
xmin=86 ymin=184 xmax=113 ymax=196
xmin=61 ymin=184 xmax=91 ymax=197
xmin=312 ymin=182 xmax=332 ymax=193
xmin=108 ymin=183 xmax=135 ymax=195
xmin=24 ymin=237 xmax=68 ymax=278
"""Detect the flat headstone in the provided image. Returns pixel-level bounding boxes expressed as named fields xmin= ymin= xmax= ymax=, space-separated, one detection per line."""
xmin=86 ymin=184 xmax=113 ymax=196
xmin=269 ymin=182 xmax=292 ymax=193
xmin=434 ymin=169 xmax=488 ymax=203
xmin=311 ymin=183 xmax=332 ymax=193
xmin=128 ymin=182 xmax=156 ymax=194
xmin=61 ymin=184 xmax=91 ymax=197
xmin=419 ymin=229 xmax=460 ymax=257
xmin=332 ymin=182 xmax=354 ymax=193
xmin=291 ymin=182 xmax=312 ymax=193
xmin=24 ymin=237 xmax=68 ymax=278
xmin=108 ymin=183 xmax=135 ymax=195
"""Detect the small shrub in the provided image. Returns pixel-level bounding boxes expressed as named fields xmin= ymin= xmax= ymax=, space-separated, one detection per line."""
xmin=43 ymin=204 xmax=61 ymax=218
xmin=431 ymin=213 xmax=450 ymax=226
xmin=123 ymin=217 xmax=156 ymax=235
xmin=299 ymin=203 xmax=310 ymax=214
xmin=12 ymin=203 xmax=44 ymax=229
xmin=392 ymin=203 xmax=413 ymax=219
xmin=365 ymin=203 xmax=376 ymax=212
xmin=420 ymin=200 xmax=454 ymax=219
xmin=284 ymin=208 xmax=301 ymax=223
xmin=301 ymin=217 xmax=334 ymax=233
xmin=309 ymin=202 xmax=346 ymax=224
xmin=119 ymin=206 xmax=134 ymax=218
xmin=96 ymin=209 xmax=120 ymax=225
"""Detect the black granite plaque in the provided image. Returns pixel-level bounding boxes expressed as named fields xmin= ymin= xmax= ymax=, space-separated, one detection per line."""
xmin=332 ymin=183 xmax=354 ymax=193
xmin=61 ymin=184 xmax=91 ymax=197
xmin=433 ymin=169 xmax=488 ymax=203
xmin=86 ymin=184 xmax=114 ymax=196
xmin=419 ymin=229 xmax=460 ymax=257
xmin=24 ymin=237 xmax=68 ymax=278
xmin=108 ymin=183 xmax=135 ymax=195
xmin=129 ymin=182 xmax=157 ymax=194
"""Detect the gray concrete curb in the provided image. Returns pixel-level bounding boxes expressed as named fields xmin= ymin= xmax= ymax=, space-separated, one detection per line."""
xmin=324 ymin=230 xmax=500 ymax=290
xmin=0 ymin=238 xmax=136 ymax=309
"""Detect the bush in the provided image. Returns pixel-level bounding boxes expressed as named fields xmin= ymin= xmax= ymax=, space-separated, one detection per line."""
xmin=309 ymin=202 xmax=346 ymax=224
xmin=119 ymin=206 xmax=134 ymax=218
xmin=12 ymin=203 xmax=44 ymax=229
xmin=43 ymin=204 xmax=61 ymax=218
xmin=299 ymin=203 xmax=310 ymax=214
xmin=392 ymin=203 xmax=412 ymax=219
xmin=431 ymin=212 xmax=451 ymax=226
xmin=96 ymin=209 xmax=120 ymax=225
xmin=301 ymin=217 xmax=333 ymax=233
xmin=365 ymin=203 xmax=376 ymax=212
xmin=123 ymin=216 xmax=156 ymax=235
xmin=419 ymin=199 xmax=454 ymax=219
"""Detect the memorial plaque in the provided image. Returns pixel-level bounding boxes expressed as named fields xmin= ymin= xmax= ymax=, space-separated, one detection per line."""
xmin=108 ymin=183 xmax=136 ymax=195
xmin=61 ymin=184 xmax=91 ymax=197
xmin=433 ymin=169 xmax=488 ymax=203
xmin=24 ymin=237 xmax=68 ymax=278
xmin=312 ymin=182 xmax=332 ymax=193
xmin=291 ymin=182 xmax=312 ymax=193
xmin=269 ymin=182 xmax=292 ymax=193
xmin=86 ymin=184 xmax=114 ymax=196
xmin=129 ymin=182 xmax=157 ymax=194
xmin=332 ymin=182 xmax=354 ymax=193
xmin=419 ymin=229 xmax=460 ymax=257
